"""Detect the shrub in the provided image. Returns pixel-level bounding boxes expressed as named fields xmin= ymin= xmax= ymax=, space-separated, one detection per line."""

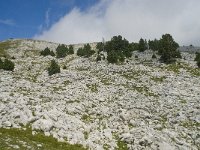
xmin=48 ymin=60 xmax=60 ymax=76
xmin=56 ymin=44 xmax=68 ymax=58
xmin=63 ymin=65 xmax=67 ymax=69
xmin=159 ymin=34 xmax=180 ymax=63
xmin=0 ymin=58 xmax=3 ymax=69
xmin=195 ymin=52 xmax=200 ymax=61
xmin=138 ymin=38 xmax=146 ymax=52
xmin=77 ymin=44 xmax=95 ymax=57
xmin=152 ymin=54 xmax=157 ymax=59
xmin=96 ymin=42 xmax=104 ymax=52
xmin=104 ymin=35 xmax=133 ymax=63
xmin=68 ymin=45 xmax=74 ymax=54
xmin=197 ymin=60 xmax=200 ymax=68
xmin=3 ymin=59 xmax=15 ymax=71
xmin=50 ymin=51 xmax=55 ymax=56
xmin=96 ymin=55 xmax=101 ymax=62
xmin=40 ymin=47 xmax=55 ymax=56
xmin=107 ymin=51 xmax=118 ymax=63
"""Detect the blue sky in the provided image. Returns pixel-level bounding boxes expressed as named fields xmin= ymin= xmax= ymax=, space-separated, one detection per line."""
xmin=0 ymin=0 xmax=99 ymax=41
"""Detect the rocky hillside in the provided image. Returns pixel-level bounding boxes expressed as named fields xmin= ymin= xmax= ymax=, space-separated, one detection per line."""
xmin=0 ymin=39 xmax=200 ymax=150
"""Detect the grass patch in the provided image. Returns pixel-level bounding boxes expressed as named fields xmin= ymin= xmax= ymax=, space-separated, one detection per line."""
xmin=180 ymin=99 xmax=187 ymax=104
xmin=180 ymin=121 xmax=200 ymax=128
xmin=164 ymin=62 xmax=200 ymax=76
xmin=0 ymin=127 xmax=86 ymax=150
xmin=122 ymin=71 xmax=145 ymax=80
xmin=151 ymin=76 xmax=166 ymax=82
xmin=122 ymin=84 xmax=158 ymax=97
xmin=103 ymin=144 xmax=111 ymax=150
xmin=81 ymin=114 xmax=91 ymax=123
xmin=0 ymin=41 xmax=10 ymax=57
xmin=86 ymin=83 xmax=98 ymax=92
xmin=101 ymin=78 xmax=112 ymax=85
xmin=164 ymin=63 xmax=180 ymax=73
xmin=83 ymin=131 xmax=89 ymax=140
xmin=116 ymin=140 xmax=128 ymax=150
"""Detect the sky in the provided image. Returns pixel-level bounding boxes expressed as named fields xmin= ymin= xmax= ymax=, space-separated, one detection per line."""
xmin=0 ymin=0 xmax=200 ymax=46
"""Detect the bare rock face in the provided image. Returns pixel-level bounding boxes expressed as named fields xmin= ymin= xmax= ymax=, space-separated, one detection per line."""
xmin=0 ymin=39 xmax=200 ymax=150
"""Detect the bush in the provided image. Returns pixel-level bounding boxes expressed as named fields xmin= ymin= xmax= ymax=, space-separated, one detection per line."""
xmin=104 ymin=35 xmax=133 ymax=63
xmin=50 ymin=51 xmax=55 ymax=56
xmin=40 ymin=47 xmax=55 ymax=56
xmin=197 ymin=61 xmax=200 ymax=68
xmin=152 ymin=54 xmax=157 ymax=59
xmin=63 ymin=65 xmax=67 ymax=69
xmin=159 ymin=34 xmax=180 ymax=63
xmin=48 ymin=60 xmax=60 ymax=76
xmin=195 ymin=52 xmax=200 ymax=61
xmin=56 ymin=44 xmax=68 ymax=58
xmin=77 ymin=44 xmax=95 ymax=57
xmin=138 ymin=38 xmax=147 ymax=52
xmin=96 ymin=55 xmax=101 ymax=62
xmin=0 ymin=58 xmax=3 ymax=69
xmin=107 ymin=51 xmax=118 ymax=63
xmin=96 ymin=42 xmax=104 ymax=52
xmin=3 ymin=59 xmax=15 ymax=71
xmin=68 ymin=45 xmax=74 ymax=54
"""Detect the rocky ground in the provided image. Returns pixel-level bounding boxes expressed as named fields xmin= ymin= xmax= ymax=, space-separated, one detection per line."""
xmin=0 ymin=39 xmax=200 ymax=150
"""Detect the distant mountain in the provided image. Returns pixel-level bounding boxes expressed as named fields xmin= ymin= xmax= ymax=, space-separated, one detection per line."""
xmin=178 ymin=45 xmax=200 ymax=53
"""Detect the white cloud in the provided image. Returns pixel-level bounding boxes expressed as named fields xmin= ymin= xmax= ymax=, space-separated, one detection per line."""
xmin=34 ymin=0 xmax=200 ymax=46
xmin=45 ymin=8 xmax=51 ymax=28
xmin=0 ymin=19 xmax=15 ymax=26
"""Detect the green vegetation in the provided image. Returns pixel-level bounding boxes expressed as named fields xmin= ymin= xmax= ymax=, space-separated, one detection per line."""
xmin=83 ymin=131 xmax=89 ymax=140
xmin=63 ymin=65 xmax=67 ymax=69
xmin=56 ymin=44 xmax=74 ymax=58
xmin=96 ymin=54 xmax=102 ymax=61
xmin=56 ymin=44 xmax=68 ymax=58
xmin=48 ymin=60 xmax=60 ymax=76
xmin=104 ymin=35 xmax=133 ymax=63
xmin=164 ymin=62 xmax=200 ymax=76
xmin=86 ymin=83 xmax=98 ymax=92
xmin=180 ymin=121 xmax=200 ymax=128
xmin=0 ymin=58 xmax=15 ymax=71
xmin=116 ymin=140 xmax=128 ymax=150
xmin=0 ymin=127 xmax=86 ymax=150
xmin=68 ymin=45 xmax=74 ymax=55
xmin=148 ymin=39 xmax=160 ymax=51
xmin=138 ymin=38 xmax=147 ymax=52
xmin=159 ymin=34 xmax=181 ymax=63
xmin=195 ymin=52 xmax=200 ymax=68
xmin=151 ymin=76 xmax=166 ymax=82
xmin=152 ymin=54 xmax=157 ymax=59
xmin=81 ymin=114 xmax=91 ymax=122
xmin=194 ymin=52 xmax=200 ymax=61
xmin=40 ymin=47 xmax=55 ymax=56
xmin=77 ymin=44 xmax=95 ymax=57
xmin=0 ymin=41 xmax=11 ymax=57
xmin=0 ymin=58 xmax=3 ymax=69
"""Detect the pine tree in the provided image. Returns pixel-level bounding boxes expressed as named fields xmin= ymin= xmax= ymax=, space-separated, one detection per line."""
xmin=138 ymin=38 xmax=146 ymax=52
xmin=48 ymin=60 xmax=60 ymax=76
xmin=159 ymin=34 xmax=180 ymax=63
xmin=3 ymin=59 xmax=15 ymax=71
xmin=68 ymin=45 xmax=74 ymax=54
xmin=56 ymin=44 xmax=68 ymax=58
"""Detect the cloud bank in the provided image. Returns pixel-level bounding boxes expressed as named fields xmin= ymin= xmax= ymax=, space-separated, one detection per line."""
xmin=34 ymin=0 xmax=200 ymax=46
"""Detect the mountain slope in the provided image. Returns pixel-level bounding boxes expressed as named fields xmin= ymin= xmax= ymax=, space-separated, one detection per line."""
xmin=0 ymin=39 xmax=199 ymax=150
